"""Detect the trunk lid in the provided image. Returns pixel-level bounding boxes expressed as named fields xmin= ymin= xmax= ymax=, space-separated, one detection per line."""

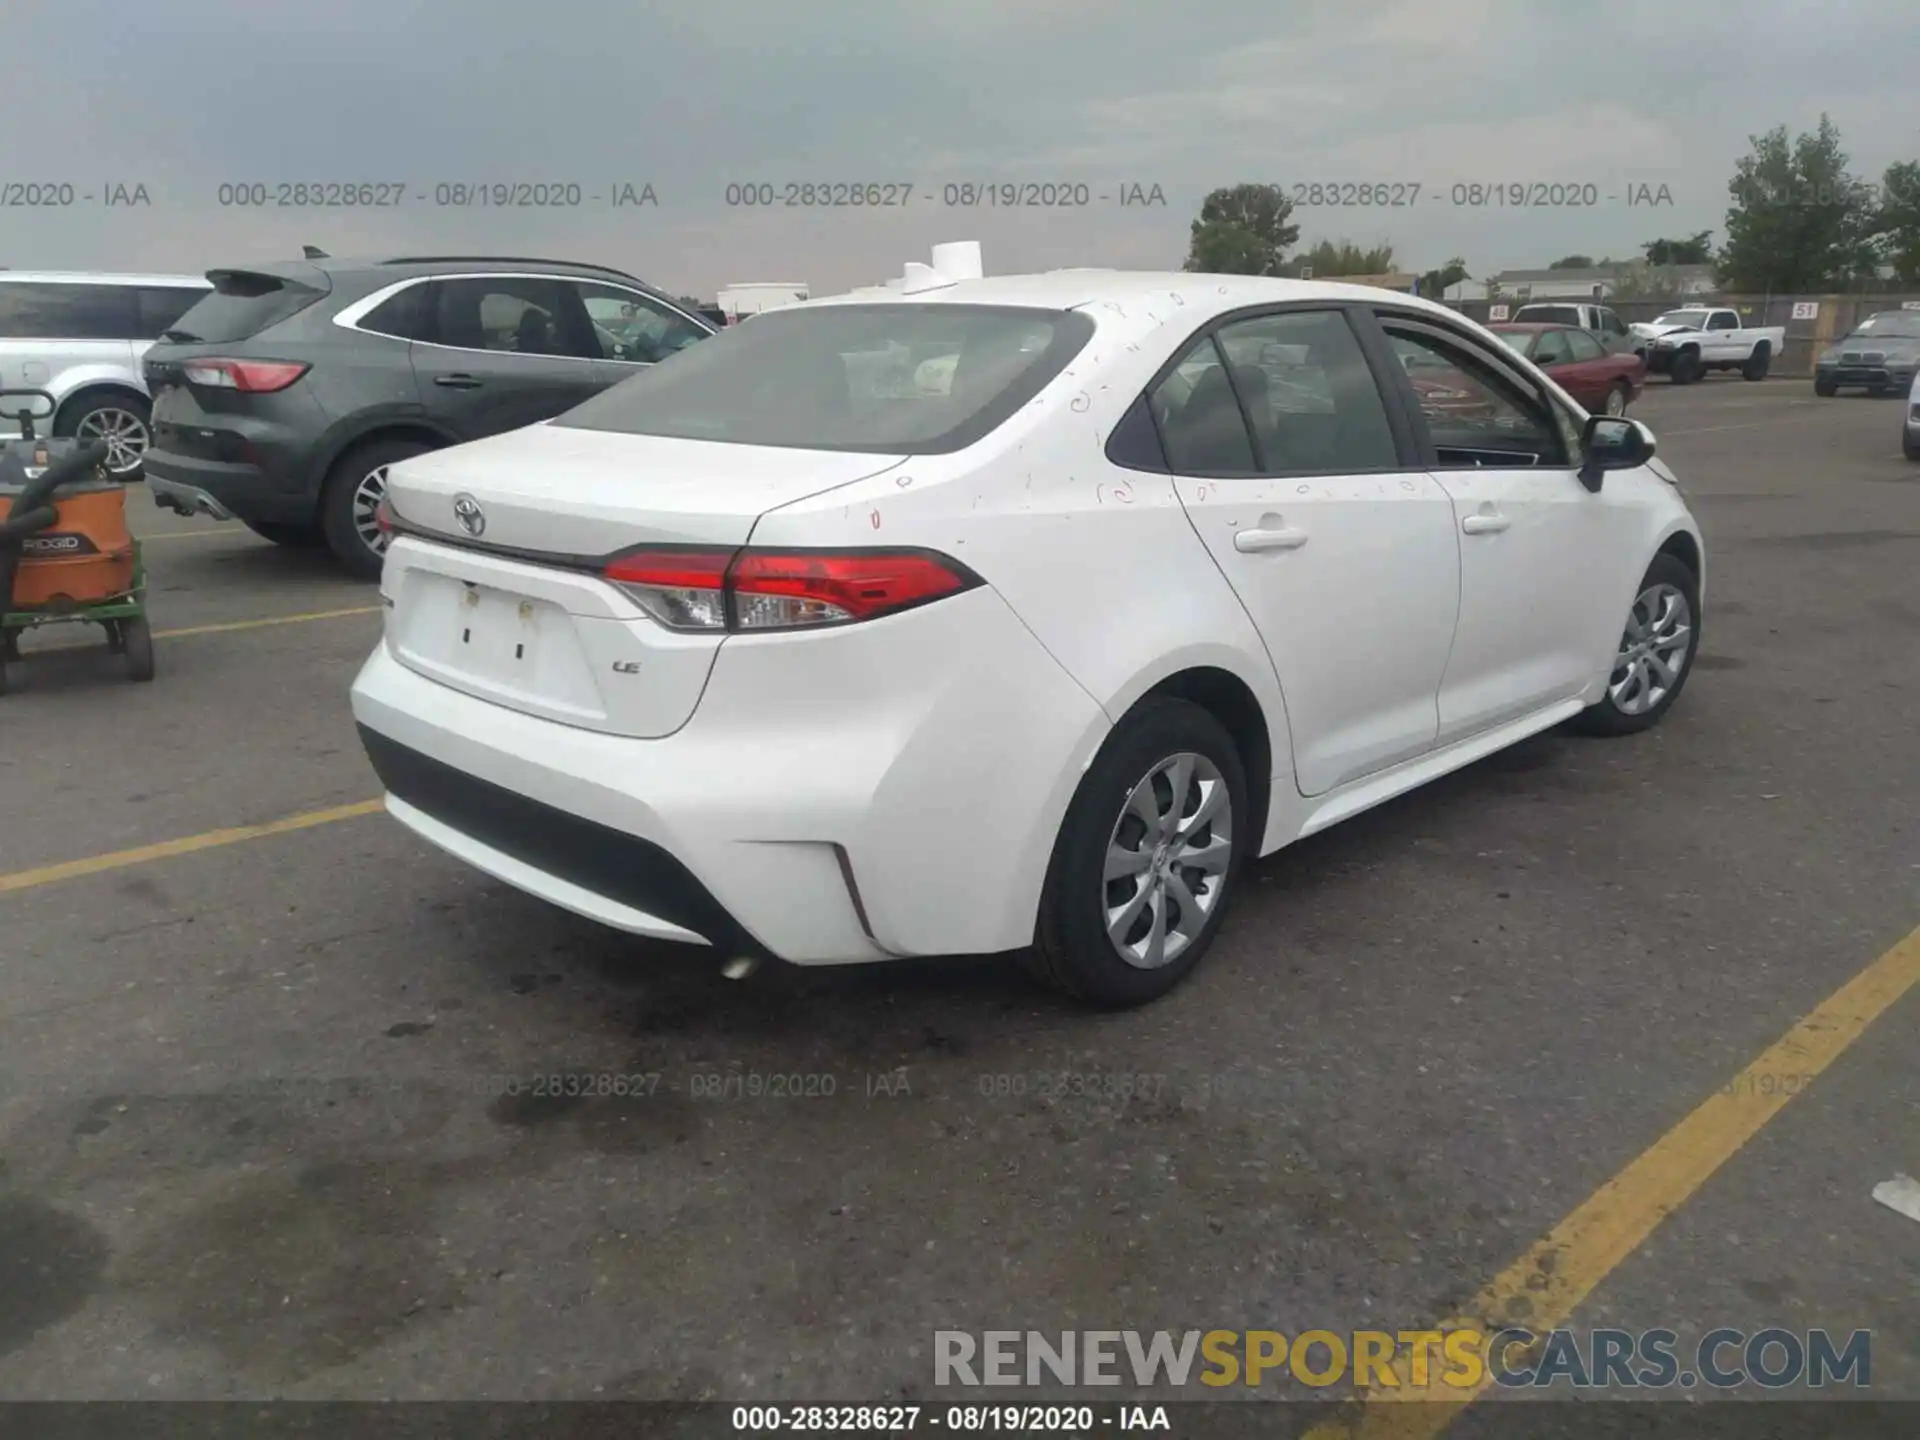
xmin=380 ymin=423 xmax=906 ymax=738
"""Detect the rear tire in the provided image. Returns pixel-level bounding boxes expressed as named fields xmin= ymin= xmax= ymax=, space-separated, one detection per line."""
xmin=1570 ymin=553 xmax=1700 ymax=738
xmin=320 ymin=438 xmax=430 ymax=581
xmin=1742 ymin=345 xmax=1771 ymax=380
xmin=1603 ymin=382 xmax=1629 ymax=416
xmin=122 ymin=614 xmax=155 ymax=682
xmin=244 ymin=518 xmax=325 ymax=547
xmin=1025 ymin=698 xmax=1249 ymax=1008
xmin=62 ymin=393 xmax=152 ymax=478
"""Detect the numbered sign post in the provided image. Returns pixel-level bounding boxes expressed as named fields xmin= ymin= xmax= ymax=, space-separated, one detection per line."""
xmin=1488 ymin=304 xmax=1509 ymax=321
xmin=1791 ymin=301 xmax=1820 ymax=320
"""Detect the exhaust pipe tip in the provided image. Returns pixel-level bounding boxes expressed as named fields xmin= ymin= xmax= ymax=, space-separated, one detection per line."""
xmin=721 ymin=956 xmax=760 ymax=981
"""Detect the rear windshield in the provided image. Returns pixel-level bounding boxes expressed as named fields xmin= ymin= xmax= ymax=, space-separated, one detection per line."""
xmin=555 ymin=303 xmax=1097 ymax=454
xmin=164 ymin=270 xmax=328 ymax=344
xmin=1517 ymin=306 xmax=1580 ymax=324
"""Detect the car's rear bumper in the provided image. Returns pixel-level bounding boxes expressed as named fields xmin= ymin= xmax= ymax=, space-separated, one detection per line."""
xmin=144 ymin=448 xmax=316 ymax=525
xmin=348 ymin=587 xmax=1111 ymax=964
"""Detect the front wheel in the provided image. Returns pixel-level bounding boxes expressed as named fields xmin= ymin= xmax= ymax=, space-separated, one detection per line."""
xmin=1570 ymin=554 xmax=1700 ymax=737
xmin=1814 ymin=376 xmax=1838 ymax=397
xmin=1669 ymin=350 xmax=1703 ymax=384
xmin=320 ymin=438 xmax=430 ymax=580
xmin=1026 ymin=698 xmax=1249 ymax=1008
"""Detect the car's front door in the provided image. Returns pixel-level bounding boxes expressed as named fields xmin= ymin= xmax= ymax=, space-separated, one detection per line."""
xmin=411 ymin=276 xmax=607 ymax=440
xmin=1159 ymin=307 xmax=1461 ymax=797
xmin=1702 ymin=309 xmax=1741 ymax=362
xmin=1376 ymin=313 xmax=1642 ymax=743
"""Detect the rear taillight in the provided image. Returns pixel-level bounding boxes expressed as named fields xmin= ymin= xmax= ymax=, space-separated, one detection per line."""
xmin=602 ymin=547 xmax=980 ymax=632
xmin=181 ymin=359 xmax=310 ymax=392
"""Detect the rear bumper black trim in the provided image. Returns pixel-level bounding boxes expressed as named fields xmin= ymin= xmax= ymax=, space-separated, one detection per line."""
xmin=357 ymin=724 xmax=777 ymax=960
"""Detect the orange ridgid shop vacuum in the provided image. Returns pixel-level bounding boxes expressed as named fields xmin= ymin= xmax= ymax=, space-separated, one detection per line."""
xmin=0 ymin=389 xmax=153 ymax=692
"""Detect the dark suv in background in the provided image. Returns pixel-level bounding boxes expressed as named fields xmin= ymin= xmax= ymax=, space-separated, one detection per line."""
xmin=143 ymin=255 xmax=716 ymax=576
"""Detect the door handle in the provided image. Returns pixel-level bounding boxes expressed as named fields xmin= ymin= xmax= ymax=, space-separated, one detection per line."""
xmin=433 ymin=373 xmax=483 ymax=389
xmin=1234 ymin=527 xmax=1309 ymax=552
xmin=1461 ymin=511 xmax=1510 ymax=534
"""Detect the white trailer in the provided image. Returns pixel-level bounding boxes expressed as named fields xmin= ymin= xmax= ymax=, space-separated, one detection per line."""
xmin=716 ymin=283 xmax=809 ymax=323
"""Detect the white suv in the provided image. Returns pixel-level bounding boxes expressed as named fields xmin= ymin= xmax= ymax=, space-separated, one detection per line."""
xmin=351 ymin=248 xmax=1705 ymax=1008
xmin=0 ymin=270 xmax=212 ymax=474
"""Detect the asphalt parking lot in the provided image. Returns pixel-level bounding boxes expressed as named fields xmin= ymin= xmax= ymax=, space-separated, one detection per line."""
xmin=1 ymin=376 xmax=1915 ymax=1421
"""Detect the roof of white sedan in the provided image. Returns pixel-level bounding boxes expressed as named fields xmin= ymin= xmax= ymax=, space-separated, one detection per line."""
xmin=820 ymin=269 xmax=1452 ymax=315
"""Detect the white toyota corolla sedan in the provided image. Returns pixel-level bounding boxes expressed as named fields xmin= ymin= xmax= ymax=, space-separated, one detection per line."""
xmin=350 ymin=245 xmax=1704 ymax=1008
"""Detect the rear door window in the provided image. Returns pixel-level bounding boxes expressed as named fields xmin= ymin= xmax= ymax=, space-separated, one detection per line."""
xmin=166 ymin=271 xmax=328 ymax=343
xmin=422 ymin=277 xmax=597 ymax=359
xmin=0 ymin=282 xmax=135 ymax=340
xmin=1205 ymin=309 xmax=1402 ymax=474
xmin=1564 ymin=330 xmax=1606 ymax=362
xmin=1531 ymin=329 xmax=1575 ymax=366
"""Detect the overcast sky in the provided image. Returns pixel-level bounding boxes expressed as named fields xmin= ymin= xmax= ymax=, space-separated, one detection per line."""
xmin=5 ymin=0 xmax=1917 ymax=297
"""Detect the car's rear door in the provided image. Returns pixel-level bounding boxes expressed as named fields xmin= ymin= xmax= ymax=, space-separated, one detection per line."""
xmin=1375 ymin=310 xmax=1641 ymax=741
xmin=1162 ymin=305 xmax=1461 ymax=797
xmin=1529 ymin=327 xmax=1589 ymax=404
xmin=411 ymin=276 xmax=607 ymax=440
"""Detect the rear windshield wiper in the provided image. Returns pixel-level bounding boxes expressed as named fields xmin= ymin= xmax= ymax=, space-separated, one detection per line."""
xmin=160 ymin=329 xmax=201 ymax=343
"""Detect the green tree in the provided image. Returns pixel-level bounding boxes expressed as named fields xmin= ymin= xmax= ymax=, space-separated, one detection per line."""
xmin=1548 ymin=254 xmax=1595 ymax=270
xmin=1720 ymin=115 xmax=1880 ymax=291
xmin=1282 ymin=238 xmax=1396 ymax=277
xmin=1418 ymin=257 xmax=1470 ymax=297
xmin=1874 ymin=160 xmax=1920 ymax=285
xmin=1183 ymin=184 xmax=1301 ymax=275
xmin=1643 ymin=231 xmax=1713 ymax=266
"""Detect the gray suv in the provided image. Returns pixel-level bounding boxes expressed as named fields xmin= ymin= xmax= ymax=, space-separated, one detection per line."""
xmin=0 ymin=270 xmax=213 ymax=474
xmin=142 ymin=255 xmax=716 ymax=577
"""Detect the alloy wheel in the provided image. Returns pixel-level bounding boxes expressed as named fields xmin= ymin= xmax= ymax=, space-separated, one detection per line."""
xmin=75 ymin=408 xmax=150 ymax=474
xmin=1608 ymin=582 xmax=1693 ymax=715
xmin=352 ymin=465 xmax=391 ymax=554
xmin=1102 ymin=752 xmax=1234 ymax=970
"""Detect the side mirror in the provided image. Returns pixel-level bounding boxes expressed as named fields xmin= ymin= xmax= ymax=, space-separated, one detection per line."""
xmin=1577 ymin=415 xmax=1654 ymax=492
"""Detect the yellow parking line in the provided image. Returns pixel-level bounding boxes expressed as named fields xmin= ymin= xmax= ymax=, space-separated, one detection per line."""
xmin=156 ymin=606 xmax=378 ymax=639
xmin=1308 ymin=920 xmax=1920 ymax=1439
xmin=0 ymin=799 xmax=384 ymax=896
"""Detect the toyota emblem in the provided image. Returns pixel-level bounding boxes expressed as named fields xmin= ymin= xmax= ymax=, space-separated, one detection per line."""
xmin=452 ymin=494 xmax=485 ymax=536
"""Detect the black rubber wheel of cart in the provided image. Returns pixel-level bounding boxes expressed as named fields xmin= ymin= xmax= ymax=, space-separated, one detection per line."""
xmin=122 ymin=613 xmax=155 ymax=682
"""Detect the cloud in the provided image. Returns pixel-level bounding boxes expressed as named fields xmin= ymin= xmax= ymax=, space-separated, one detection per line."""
xmin=1 ymin=0 xmax=1915 ymax=294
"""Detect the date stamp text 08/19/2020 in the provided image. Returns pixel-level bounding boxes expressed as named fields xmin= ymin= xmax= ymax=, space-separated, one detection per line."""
xmin=5 ymin=178 xmax=1685 ymax=210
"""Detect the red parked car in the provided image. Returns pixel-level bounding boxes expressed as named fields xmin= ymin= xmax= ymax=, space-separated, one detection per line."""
xmin=1488 ymin=322 xmax=1645 ymax=415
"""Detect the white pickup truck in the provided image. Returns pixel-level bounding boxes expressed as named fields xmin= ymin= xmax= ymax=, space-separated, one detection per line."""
xmin=1630 ymin=306 xmax=1785 ymax=384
